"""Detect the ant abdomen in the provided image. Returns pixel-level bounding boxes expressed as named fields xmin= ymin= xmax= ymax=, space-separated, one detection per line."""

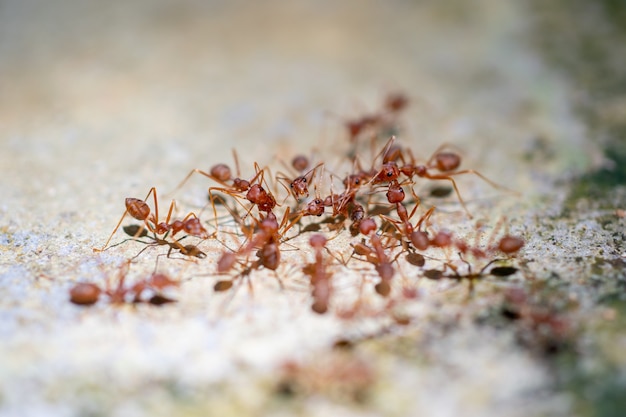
xmin=210 ymin=164 xmax=232 ymax=182
xmin=434 ymin=152 xmax=461 ymax=172
xmin=125 ymin=198 xmax=150 ymax=221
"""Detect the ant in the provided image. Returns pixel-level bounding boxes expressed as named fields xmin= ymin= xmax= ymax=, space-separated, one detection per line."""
xmin=351 ymin=218 xmax=397 ymax=296
xmin=423 ymin=254 xmax=520 ymax=297
xmin=173 ymin=150 xmax=277 ymax=224
xmin=302 ymin=234 xmax=333 ymax=314
xmin=339 ymin=92 xmax=410 ymax=143
xmin=277 ymin=162 xmax=325 ymax=201
xmin=396 ymin=144 xmax=514 ymax=218
xmin=275 ymin=151 xmax=325 ymax=201
xmin=216 ymin=210 xmax=292 ymax=274
xmin=93 ymin=187 xmax=209 ymax=253
xmin=410 ymin=224 xmax=524 ymax=262
xmin=374 ymin=180 xmax=436 ymax=250
xmin=69 ymin=260 xmax=179 ymax=306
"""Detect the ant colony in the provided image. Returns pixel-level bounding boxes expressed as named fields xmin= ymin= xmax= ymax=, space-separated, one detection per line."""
xmin=74 ymin=92 xmax=525 ymax=318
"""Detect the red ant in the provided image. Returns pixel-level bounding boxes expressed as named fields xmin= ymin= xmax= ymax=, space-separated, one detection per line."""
xmin=302 ymin=234 xmax=333 ymax=314
xmin=173 ymin=150 xmax=277 ymax=224
xmin=93 ymin=187 xmax=209 ymax=253
xmin=289 ymin=162 xmax=324 ymax=200
xmin=69 ymin=261 xmax=179 ymax=306
xmin=420 ymin=228 xmax=525 ymax=293
xmin=275 ymin=151 xmax=325 ymax=201
xmin=423 ymin=256 xmax=519 ymax=296
xmin=351 ymin=218 xmax=397 ymax=296
xmin=339 ymin=92 xmax=410 ymax=143
xmin=396 ymin=144 xmax=514 ymax=218
xmin=374 ymin=180 xmax=436 ymax=251
xmin=411 ymin=225 xmax=524 ymax=260
xmin=216 ymin=210 xmax=292 ymax=274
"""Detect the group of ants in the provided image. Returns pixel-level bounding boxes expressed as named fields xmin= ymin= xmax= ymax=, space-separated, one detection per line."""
xmin=69 ymin=93 xmax=525 ymax=316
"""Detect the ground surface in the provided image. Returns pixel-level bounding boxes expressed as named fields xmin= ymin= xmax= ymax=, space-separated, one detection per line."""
xmin=1 ymin=1 xmax=625 ymax=416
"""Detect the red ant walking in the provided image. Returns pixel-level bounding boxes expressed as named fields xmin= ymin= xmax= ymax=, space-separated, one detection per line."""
xmin=93 ymin=187 xmax=209 ymax=253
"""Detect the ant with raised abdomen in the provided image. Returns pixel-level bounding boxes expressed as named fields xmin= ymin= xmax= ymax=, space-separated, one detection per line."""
xmin=93 ymin=187 xmax=210 ymax=253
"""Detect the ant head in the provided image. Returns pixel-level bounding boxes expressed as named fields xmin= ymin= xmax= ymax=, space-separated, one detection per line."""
xmin=374 ymin=279 xmax=391 ymax=296
xmin=233 ymin=178 xmax=251 ymax=192
xmin=346 ymin=120 xmax=364 ymax=138
xmin=350 ymin=203 xmax=364 ymax=222
xmin=386 ymin=182 xmax=405 ymax=204
xmin=245 ymin=184 xmax=264 ymax=203
xmin=374 ymin=162 xmax=399 ymax=184
xmin=343 ymin=174 xmax=362 ymax=189
xmin=306 ymin=198 xmax=325 ymax=216
xmin=290 ymin=176 xmax=309 ymax=197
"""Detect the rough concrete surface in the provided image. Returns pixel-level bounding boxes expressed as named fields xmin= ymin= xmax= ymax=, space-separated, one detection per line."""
xmin=1 ymin=1 xmax=625 ymax=416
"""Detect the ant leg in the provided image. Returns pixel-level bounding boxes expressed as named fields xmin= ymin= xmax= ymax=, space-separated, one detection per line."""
xmin=143 ymin=187 xmax=159 ymax=225
xmin=170 ymin=169 xmax=231 ymax=197
xmin=208 ymin=187 xmax=252 ymax=229
xmin=445 ymin=169 xmax=517 ymax=193
xmin=162 ymin=198 xmax=177 ymax=227
xmin=424 ymin=142 xmax=463 ymax=167
xmin=414 ymin=206 xmax=436 ymax=230
xmin=271 ymin=270 xmax=285 ymax=290
xmin=378 ymin=214 xmax=404 ymax=236
xmin=281 ymin=208 xmax=304 ymax=237
xmin=373 ymin=136 xmax=396 ymax=164
xmin=420 ymin=173 xmax=472 ymax=218
xmin=93 ymin=210 xmax=130 ymax=252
